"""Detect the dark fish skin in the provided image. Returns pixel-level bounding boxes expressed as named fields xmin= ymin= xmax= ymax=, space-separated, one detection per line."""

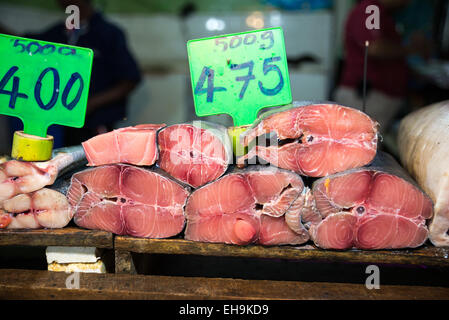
xmin=365 ymin=152 xmax=421 ymax=188
xmin=51 ymin=145 xmax=87 ymax=177
xmin=313 ymin=151 xmax=432 ymax=202
xmin=50 ymin=167 xmax=85 ymax=196
xmin=47 ymin=146 xmax=87 ymax=196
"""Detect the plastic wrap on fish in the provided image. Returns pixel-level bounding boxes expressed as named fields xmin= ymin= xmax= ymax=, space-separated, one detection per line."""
xmin=398 ymin=101 xmax=449 ymax=247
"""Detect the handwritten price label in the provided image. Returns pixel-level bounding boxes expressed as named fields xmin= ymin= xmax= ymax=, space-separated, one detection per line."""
xmin=0 ymin=34 xmax=93 ymax=137
xmin=187 ymin=27 xmax=292 ymax=126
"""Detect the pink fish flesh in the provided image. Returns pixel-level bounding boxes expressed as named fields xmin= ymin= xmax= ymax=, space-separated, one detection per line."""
xmin=239 ymin=102 xmax=378 ymax=177
xmin=309 ymin=153 xmax=433 ymax=250
xmin=157 ymin=122 xmax=232 ymax=188
xmin=82 ymin=124 xmax=165 ymax=166
xmin=67 ymin=164 xmax=190 ymax=238
xmin=185 ymin=166 xmax=316 ymax=245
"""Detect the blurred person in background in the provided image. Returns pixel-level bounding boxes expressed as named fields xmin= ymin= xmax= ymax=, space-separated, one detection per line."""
xmin=334 ymin=0 xmax=431 ymax=132
xmin=0 ymin=0 xmax=141 ymax=147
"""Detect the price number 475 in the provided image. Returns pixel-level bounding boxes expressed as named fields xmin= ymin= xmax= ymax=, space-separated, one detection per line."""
xmin=194 ymin=56 xmax=284 ymax=103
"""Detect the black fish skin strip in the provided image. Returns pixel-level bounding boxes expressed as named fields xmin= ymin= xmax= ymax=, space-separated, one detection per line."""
xmin=48 ymin=146 xmax=88 ymax=195
xmin=51 ymin=145 xmax=87 ymax=177
xmin=50 ymin=167 xmax=85 ymax=196
xmin=365 ymin=152 xmax=420 ymax=187
xmin=312 ymin=151 xmax=434 ymax=207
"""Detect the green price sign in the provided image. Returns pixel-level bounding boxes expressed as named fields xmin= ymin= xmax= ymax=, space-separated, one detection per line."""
xmin=0 ymin=34 xmax=93 ymax=137
xmin=187 ymin=27 xmax=292 ymax=126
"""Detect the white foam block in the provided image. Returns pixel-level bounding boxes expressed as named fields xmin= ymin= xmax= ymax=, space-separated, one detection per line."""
xmin=46 ymin=246 xmax=101 ymax=264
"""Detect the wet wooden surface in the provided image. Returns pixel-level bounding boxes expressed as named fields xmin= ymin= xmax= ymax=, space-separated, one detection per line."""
xmin=0 ymin=269 xmax=448 ymax=300
xmin=115 ymin=237 xmax=449 ymax=267
xmin=0 ymin=227 xmax=113 ymax=248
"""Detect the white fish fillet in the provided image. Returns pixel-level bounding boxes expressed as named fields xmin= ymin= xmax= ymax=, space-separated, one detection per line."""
xmin=0 ymin=146 xmax=85 ymax=203
xmin=398 ymin=101 xmax=449 ymax=247
xmin=0 ymin=188 xmax=73 ymax=229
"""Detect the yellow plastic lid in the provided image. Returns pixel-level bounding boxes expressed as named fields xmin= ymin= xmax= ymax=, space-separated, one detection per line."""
xmin=11 ymin=131 xmax=54 ymax=162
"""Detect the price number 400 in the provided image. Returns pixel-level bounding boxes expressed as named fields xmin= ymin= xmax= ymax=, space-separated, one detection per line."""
xmin=194 ymin=56 xmax=284 ymax=103
xmin=0 ymin=66 xmax=84 ymax=111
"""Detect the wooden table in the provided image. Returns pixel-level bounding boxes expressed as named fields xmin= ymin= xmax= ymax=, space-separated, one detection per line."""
xmin=0 ymin=227 xmax=113 ymax=248
xmin=115 ymin=236 xmax=449 ymax=267
xmin=0 ymin=227 xmax=448 ymax=299
xmin=1 ymin=268 xmax=448 ymax=300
